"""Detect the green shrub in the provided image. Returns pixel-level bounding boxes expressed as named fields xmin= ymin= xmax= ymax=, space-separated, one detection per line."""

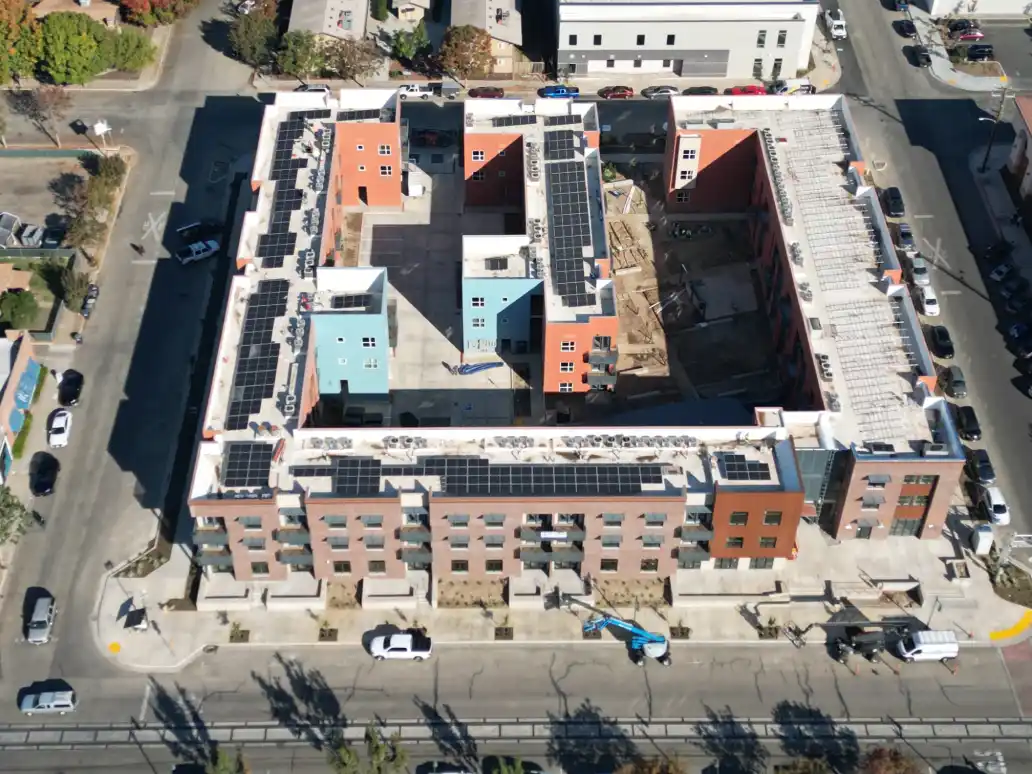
xmin=371 ymin=0 xmax=389 ymax=22
xmin=31 ymin=370 xmax=47 ymax=405
xmin=11 ymin=412 xmax=32 ymax=460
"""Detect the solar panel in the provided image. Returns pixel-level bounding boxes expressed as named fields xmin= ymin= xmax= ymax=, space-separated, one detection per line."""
xmin=486 ymin=257 xmax=508 ymax=271
xmin=273 ymin=187 xmax=304 ymax=213
xmin=288 ymin=109 xmax=332 ymax=121
xmin=332 ymin=293 xmax=372 ymax=309
xmin=544 ymin=130 xmax=580 ymax=161
xmin=492 ymin=114 xmax=537 ymax=128
xmin=544 ymin=114 xmax=582 ymax=127
xmin=720 ymin=453 xmax=772 ymax=482
xmin=333 ymin=458 xmax=384 ymax=495
xmin=338 ymin=109 xmax=382 ymax=122
xmin=225 ymin=280 xmax=289 ymax=430
xmin=545 ymin=160 xmax=596 ymax=305
xmin=222 ymin=442 xmax=274 ymax=488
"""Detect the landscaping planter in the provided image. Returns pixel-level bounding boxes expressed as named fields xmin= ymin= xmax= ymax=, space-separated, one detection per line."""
xmin=229 ymin=629 xmax=250 ymax=643
xmin=582 ymin=629 xmax=602 ymax=640
xmin=669 ymin=626 xmax=692 ymax=640
xmin=494 ymin=626 xmax=513 ymax=641
xmin=318 ymin=627 xmax=338 ymax=643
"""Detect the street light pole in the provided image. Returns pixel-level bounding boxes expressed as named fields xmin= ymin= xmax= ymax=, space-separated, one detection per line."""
xmin=980 ymin=87 xmax=1012 ymax=174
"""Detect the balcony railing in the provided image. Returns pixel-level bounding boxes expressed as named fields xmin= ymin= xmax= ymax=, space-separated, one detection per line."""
xmin=400 ymin=527 xmax=432 ymax=544
xmin=585 ymin=371 xmax=617 ymax=387
xmin=520 ymin=526 xmax=586 ymax=543
xmin=195 ymin=550 xmax=233 ymax=567
xmin=680 ymin=525 xmax=715 ymax=542
xmin=276 ymin=529 xmax=311 ymax=546
xmin=278 ymin=549 xmax=314 ymax=565
xmin=193 ymin=527 xmax=229 ymax=547
xmin=587 ymin=348 xmax=618 ymax=366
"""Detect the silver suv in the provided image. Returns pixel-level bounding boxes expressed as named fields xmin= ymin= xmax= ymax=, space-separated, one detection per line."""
xmin=20 ymin=689 xmax=77 ymax=716
xmin=26 ymin=596 xmax=55 ymax=645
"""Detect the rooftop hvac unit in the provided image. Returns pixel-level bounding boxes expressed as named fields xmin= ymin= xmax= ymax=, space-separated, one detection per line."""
xmin=310 ymin=437 xmax=324 ymax=448
xmin=922 ymin=442 xmax=949 ymax=457
xmin=464 ymin=114 xmax=474 ymax=128
xmin=385 ymin=436 xmax=399 ymax=447
xmin=325 ymin=438 xmax=338 ymax=450
xmin=401 ymin=437 xmax=415 ymax=448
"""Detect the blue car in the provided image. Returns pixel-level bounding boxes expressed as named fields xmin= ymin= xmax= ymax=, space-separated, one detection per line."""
xmin=540 ymin=85 xmax=580 ymax=99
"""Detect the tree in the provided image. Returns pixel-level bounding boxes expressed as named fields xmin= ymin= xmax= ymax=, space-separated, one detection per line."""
xmin=39 ymin=12 xmax=110 ymax=85
xmin=206 ymin=746 xmax=251 ymax=774
xmin=327 ymin=725 xmax=407 ymax=774
xmin=860 ymin=747 xmax=922 ymax=774
xmin=65 ymin=213 xmax=105 ymax=249
xmin=120 ymin=0 xmax=199 ymax=27
xmin=0 ymin=290 xmax=37 ymax=329
xmin=228 ymin=12 xmax=277 ymax=70
xmin=59 ymin=266 xmax=91 ymax=311
xmin=32 ymin=85 xmax=70 ymax=147
xmin=438 ymin=24 xmax=493 ymax=82
xmin=389 ymin=19 xmax=428 ymax=62
xmin=323 ymin=38 xmax=382 ymax=83
xmin=277 ymin=29 xmax=323 ymax=79
xmin=110 ymin=27 xmax=157 ymax=72
xmin=0 ymin=0 xmax=43 ymax=84
xmin=0 ymin=486 xmax=32 ymax=544
xmin=370 ymin=0 xmax=388 ymax=22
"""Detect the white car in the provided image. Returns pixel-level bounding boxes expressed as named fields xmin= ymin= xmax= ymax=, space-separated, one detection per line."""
xmin=369 ymin=630 xmax=433 ymax=661
xmin=918 ymin=286 xmax=940 ymax=316
xmin=825 ymin=9 xmax=847 ymax=39
xmin=48 ymin=410 xmax=72 ymax=449
xmin=907 ymin=255 xmax=931 ymax=287
xmin=981 ymin=487 xmax=1010 ymax=526
xmin=20 ymin=689 xmax=77 ymax=716
xmin=175 ymin=239 xmax=220 ymax=265
xmin=397 ymin=84 xmax=434 ymax=100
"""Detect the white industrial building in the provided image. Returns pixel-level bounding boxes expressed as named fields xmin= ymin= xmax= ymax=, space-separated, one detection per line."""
xmin=555 ymin=0 xmax=819 ymax=79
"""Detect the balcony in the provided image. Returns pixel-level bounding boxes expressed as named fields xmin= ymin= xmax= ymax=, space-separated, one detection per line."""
xmin=277 ymin=549 xmax=314 ymax=565
xmin=678 ymin=545 xmax=710 ymax=562
xmin=680 ymin=525 xmax=715 ymax=542
xmin=585 ymin=370 xmax=617 ymax=387
xmin=195 ymin=550 xmax=233 ymax=567
xmin=587 ymin=348 xmax=618 ymax=366
xmin=193 ymin=527 xmax=229 ymax=547
xmin=399 ymin=526 xmax=432 ymax=544
xmin=401 ymin=547 xmax=432 ymax=565
xmin=520 ymin=526 xmax=586 ymax=543
xmin=520 ymin=547 xmax=585 ymax=563
xmin=276 ymin=529 xmax=311 ymax=546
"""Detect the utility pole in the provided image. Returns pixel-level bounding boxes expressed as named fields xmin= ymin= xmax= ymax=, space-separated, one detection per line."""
xmin=979 ymin=87 xmax=1013 ymax=173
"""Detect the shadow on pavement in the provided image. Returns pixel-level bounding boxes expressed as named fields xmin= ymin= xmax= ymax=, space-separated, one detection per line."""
xmin=146 ymin=678 xmax=219 ymax=766
xmin=251 ymin=652 xmax=344 ymax=750
xmin=694 ymin=705 xmax=767 ymax=774
xmin=771 ymin=700 xmax=859 ymax=773
xmin=546 ymin=698 xmax=640 ymax=774
xmin=413 ymin=695 xmax=479 ymax=769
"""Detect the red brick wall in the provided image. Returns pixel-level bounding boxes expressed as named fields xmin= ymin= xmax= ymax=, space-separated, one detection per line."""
xmin=464 ymin=132 xmax=524 ymax=207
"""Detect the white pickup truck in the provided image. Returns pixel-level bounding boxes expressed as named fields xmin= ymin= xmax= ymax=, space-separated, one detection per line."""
xmin=824 ymin=9 xmax=847 ymax=40
xmin=370 ymin=630 xmax=433 ymax=661
xmin=397 ymin=84 xmax=435 ymax=100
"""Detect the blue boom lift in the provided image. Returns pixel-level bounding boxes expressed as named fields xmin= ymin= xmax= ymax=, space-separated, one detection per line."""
xmin=559 ymin=593 xmax=672 ymax=667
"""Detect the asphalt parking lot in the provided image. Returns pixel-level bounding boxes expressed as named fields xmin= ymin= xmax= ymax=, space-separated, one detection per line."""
xmin=977 ymin=20 xmax=1032 ymax=90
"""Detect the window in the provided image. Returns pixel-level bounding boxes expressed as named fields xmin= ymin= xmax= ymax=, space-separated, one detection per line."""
xmin=498 ymin=171 xmax=506 ymax=178
xmin=333 ymin=561 xmax=351 ymax=574
xmin=472 ymin=297 xmax=485 ymax=307
xmin=339 ymin=9 xmax=352 ymax=29
xmin=667 ymin=34 xmax=675 ymax=45
xmin=601 ymin=558 xmax=619 ymax=572
xmin=681 ymin=148 xmax=697 ymax=160
xmin=556 ymin=513 xmax=581 ymax=525
xmin=898 ymin=495 xmax=931 ymax=507
xmin=679 ymin=170 xmax=694 ymax=181
xmin=642 ymin=535 xmax=663 ymax=548
xmin=680 ymin=558 xmax=702 ymax=570
xmin=593 ymin=335 xmax=611 ymax=349
xmin=198 ymin=516 xmax=224 ymax=529
xmin=729 ymin=512 xmax=748 ymax=526
xmin=601 ymin=535 xmax=621 ymax=548
xmin=356 ymin=144 xmax=364 ymax=151
xmin=335 ymin=336 xmax=346 ymax=344
xmin=776 ymin=29 xmax=787 ymax=48
xmin=378 ymin=144 xmax=391 ymax=155
xmin=593 ymin=34 xmax=602 ymax=45
xmin=486 ymin=559 xmax=503 ymax=573
xmin=483 ymin=513 xmax=506 ymax=527
xmin=644 ymin=512 xmax=666 ymax=526
xmin=451 ymin=535 xmax=470 ymax=549
xmin=337 ymin=358 xmax=347 ymax=366
xmin=239 ymin=516 xmax=262 ymax=530
xmin=756 ymin=30 xmax=767 ymax=47
xmin=368 ymin=560 xmax=386 ymax=574
xmin=602 ymin=513 xmax=624 ymax=526
xmin=327 ymin=536 xmax=349 ymax=549
xmin=358 ymin=165 xmax=366 ymax=172
xmin=569 ymin=34 xmax=577 ymax=45
xmin=752 ymin=58 xmax=763 ymax=78
xmin=726 ymin=537 xmax=744 ymax=549
xmin=750 ymin=557 xmax=775 ymax=570
xmin=715 ymin=558 xmax=739 ymax=570
xmin=861 ymin=496 xmax=885 ymax=511
xmin=243 ymin=537 xmax=266 ymax=550
xmin=641 ymin=558 xmax=659 ymax=572
xmin=251 ymin=561 xmax=270 ymax=575
xmin=560 ymin=362 xmax=574 ymax=373
xmin=662 ymin=60 xmax=670 ymax=68
xmin=363 ymin=359 xmax=379 ymax=370
xmin=676 ymin=191 xmax=691 ymax=203
xmin=559 ymin=383 xmax=573 ymax=393
xmin=484 ymin=534 xmax=505 ymax=547
xmin=366 ymin=535 xmax=385 ymax=549
xmin=759 ymin=537 xmax=778 ymax=549
xmin=606 ymin=59 xmax=615 ymax=68
xmin=633 ymin=60 xmax=642 ymax=68
xmin=763 ymin=511 xmax=782 ymax=526
xmin=452 ymin=560 xmax=469 ymax=573
xmin=867 ymin=474 xmax=890 ymax=489
xmin=360 ymin=515 xmax=383 ymax=528
xmin=472 ymin=150 xmax=485 ymax=162
xmin=560 ymin=340 xmax=575 ymax=352
xmin=448 ymin=514 xmax=470 ymax=527
xmin=472 ymin=170 xmax=485 ymax=181
xmin=889 ymin=517 xmax=923 ymax=537
xmin=498 ymin=150 xmax=506 ymax=157
xmin=636 ymin=34 xmax=645 ymax=45
xmin=323 ymin=515 xmax=347 ymax=528
xmin=772 ymin=58 xmax=783 ymax=78
xmin=361 ymin=336 xmax=377 ymax=348
xmin=524 ymin=513 xmax=547 ymax=526
xmin=380 ymin=165 xmax=392 ymax=177
xmin=472 ymin=317 xmax=485 ymax=328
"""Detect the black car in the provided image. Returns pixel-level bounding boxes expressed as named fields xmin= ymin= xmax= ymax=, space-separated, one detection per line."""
xmin=683 ymin=86 xmax=719 ymax=95
xmin=967 ymin=44 xmax=994 ymax=62
xmin=57 ymin=370 xmax=83 ymax=407
xmin=175 ymin=220 xmax=223 ymax=244
xmin=1006 ymin=294 xmax=1030 ymax=315
xmin=948 ymin=18 xmax=978 ymax=34
xmin=955 ymin=405 xmax=982 ymax=441
xmin=896 ymin=19 xmax=917 ymax=38
xmin=1001 ymin=276 xmax=1030 ymax=300
xmin=29 ymin=453 xmax=59 ymax=497
xmin=912 ymin=45 xmax=932 ymax=68
xmin=966 ymin=449 xmax=996 ymax=485
xmin=80 ymin=284 xmax=99 ymax=319
xmin=1015 ymin=335 xmax=1032 ymax=360
xmin=944 ymin=365 xmax=967 ymax=398
xmin=929 ymin=325 xmax=955 ymax=359
xmin=882 ymin=186 xmax=905 ymax=218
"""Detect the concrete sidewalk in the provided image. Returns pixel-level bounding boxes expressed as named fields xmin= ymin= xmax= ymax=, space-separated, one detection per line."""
xmin=971 ymin=143 xmax=1032 ymax=273
xmin=910 ymin=6 xmax=1008 ymax=92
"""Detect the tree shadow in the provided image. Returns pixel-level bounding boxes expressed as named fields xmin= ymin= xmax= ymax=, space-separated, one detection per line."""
xmin=694 ymin=705 xmax=768 ymax=774
xmin=47 ymin=172 xmax=86 ymax=217
xmin=546 ymin=698 xmax=640 ymax=774
xmin=251 ymin=653 xmax=344 ymax=750
xmin=412 ymin=696 xmax=478 ymax=769
xmin=199 ymin=18 xmax=235 ymax=59
xmin=771 ymin=701 xmax=859 ymax=773
xmin=146 ymin=678 xmax=215 ymax=767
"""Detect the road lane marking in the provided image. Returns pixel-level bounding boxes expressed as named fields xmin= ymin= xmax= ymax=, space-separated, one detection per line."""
xmin=941 ymin=290 xmax=963 ymax=295
xmin=990 ymin=610 xmax=1032 ymax=642
xmin=132 ymin=258 xmax=158 ymax=265
xmin=912 ymin=214 xmax=934 ymax=219
xmin=139 ymin=682 xmax=151 ymax=723
xmin=150 ymin=190 xmax=175 ymax=196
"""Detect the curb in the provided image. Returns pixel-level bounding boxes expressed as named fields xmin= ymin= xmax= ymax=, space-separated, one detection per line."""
xmin=990 ymin=610 xmax=1032 ymax=642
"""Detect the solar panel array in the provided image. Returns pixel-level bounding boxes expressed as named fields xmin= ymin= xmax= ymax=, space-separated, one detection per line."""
xmin=492 ymin=114 xmax=537 ymax=128
xmin=338 ymin=109 xmax=382 ymax=122
xmin=332 ymin=293 xmax=372 ymax=309
xmin=222 ymin=441 xmax=275 ymax=488
xmin=544 ymin=114 xmax=582 ymax=127
xmin=225 ymin=279 xmax=289 ymax=430
xmin=719 ymin=453 xmax=772 ymax=482
xmin=290 ymin=457 xmax=665 ymax=497
xmin=544 ymin=130 xmax=579 ymax=162
xmin=545 ymin=161 xmax=596 ymax=307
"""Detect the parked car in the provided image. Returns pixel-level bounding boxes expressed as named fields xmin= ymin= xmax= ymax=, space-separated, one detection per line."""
xmin=235 ymin=0 xmax=255 ymax=13
xmin=954 ymin=404 xmax=982 ymax=441
xmin=57 ymin=370 xmax=83 ymax=407
xmin=29 ymin=453 xmax=59 ymax=497
xmin=599 ymin=86 xmax=634 ymax=99
xmin=467 ymin=87 xmax=505 ymax=98
xmin=912 ymin=45 xmax=932 ymax=68
xmin=20 ymin=689 xmax=77 ymax=716
xmin=967 ymin=448 xmax=996 ymax=485
xmin=984 ymin=240 xmax=1014 ymax=262
xmin=944 ymin=364 xmax=967 ymax=398
xmin=48 ymin=410 xmax=72 ymax=449
xmin=42 ymin=228 xmax=65 ymax=249
xmin=1007 ymin=321 xmax=1029 ymax=340
xmin=1014 ymin=335 xmax=1032 ymax=360
xmin=824 ymin=8 xmax=847 ymax=39
xmin=175 ymin=240 xmax=220 ymax=265
xmin=397 ymin=84 xmax=434 ymax=100
xmin=907 ymin=254 xmax=931 ymax=287
xmin=1001 ymin=276 xmax=1030 ymax=300
xmin=176 ymin=220 xmax=222 ymax=243
xmin=989 ymin=261 xmax=1014 ymax=282
xmin=770 ymin=78 xmax=814 ymax=95
xmin=724 ymin=85 xmax=767 ymax=96
xmin=952 ymin=27 xmax=985 ymax=41
xmin=967 ymin=44 xmax=994 ymax=62
xmin=641 ymin=85 xmax=680 ymax=99
xmin=882 ymin=186 xmax=905 ymax=218
xmin=929 ymin=325 xmax=955 ymax=359
xmin=980 ymin=486 xmax=1010 ymax=526
xmin=370 ymin=630 xmax=433 ymax=661
xmin=683 ymin=86 xmax=719 ymax=95
xmin=894 ymin=0 xmax=909 ymax=9
xmin=896 ymin=19 xmax=918 ymax=38
xmin=80 ymin=284 xmax=99 ymax=319
xmin=1006 ymin=294 xmax=1030 ymax=315
xmin=26 ymin=595 xmax=56 ymax=645
xmin=948 ymin=19 xmax=979 ymax=34
xmin=294 ymin=84 xmax=331 ymax=93
xmin=917 ymin=285 xmax=940 ymax=316
xmin=539 ymin=85 xmax=579 ymax=98
xmin=894 ymin=222 xmax=916 ymax=252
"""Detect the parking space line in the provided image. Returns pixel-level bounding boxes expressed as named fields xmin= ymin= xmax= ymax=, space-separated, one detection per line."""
xmin=132 ymin=258 xmax=159 ymax=265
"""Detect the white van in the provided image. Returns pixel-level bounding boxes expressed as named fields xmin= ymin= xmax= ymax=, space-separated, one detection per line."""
xmin=895 ymin=630 xmax=959 ymax=662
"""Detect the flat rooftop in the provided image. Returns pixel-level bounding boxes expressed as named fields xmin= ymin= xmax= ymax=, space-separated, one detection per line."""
xmin=463 ymin=99 xmax=614 ymax=323
xmin=670 ymin=95 xmax=949 ymax=453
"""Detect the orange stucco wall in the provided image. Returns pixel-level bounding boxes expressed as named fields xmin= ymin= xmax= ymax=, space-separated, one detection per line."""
xmin=542 ymin=316 xmax=619 ymax=394
xmin=664 ymin=128 xmax=759 ymax=213
xmin=331 ymin=121 xmax=402 ymax=209
xmin=464 ymin=132 xmax=524 ymax=208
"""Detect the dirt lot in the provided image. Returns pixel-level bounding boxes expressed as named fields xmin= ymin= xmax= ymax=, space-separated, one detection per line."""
xmin=0 ymin=157 xmax=85 ymax=231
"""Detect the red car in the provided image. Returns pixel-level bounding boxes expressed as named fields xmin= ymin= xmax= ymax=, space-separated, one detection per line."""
xmin=951 ymin=28 xmax=985 ymax=41
xmin=599 ymin=86 xmax=634 ymax=99
xmin=724 ymin=85 xmax=767 ymax=96
xmin=468 ymin=87 xmax=505 ymax=98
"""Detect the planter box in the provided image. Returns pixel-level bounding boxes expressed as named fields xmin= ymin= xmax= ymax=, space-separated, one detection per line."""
xmin=582 ymin=629 xmax=602 ymax=640
xmin=758 ymin=629 xmax=780 ymax=640
xmin=669 ymin=626 xmax=692 ymax=640
xmin=229 ymin=629 xmax=250 ymax=643
xmin=318 ymin=627 xmax=339 ymax=643
xmin=494 ymin=626 xmax=513 ymax=641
